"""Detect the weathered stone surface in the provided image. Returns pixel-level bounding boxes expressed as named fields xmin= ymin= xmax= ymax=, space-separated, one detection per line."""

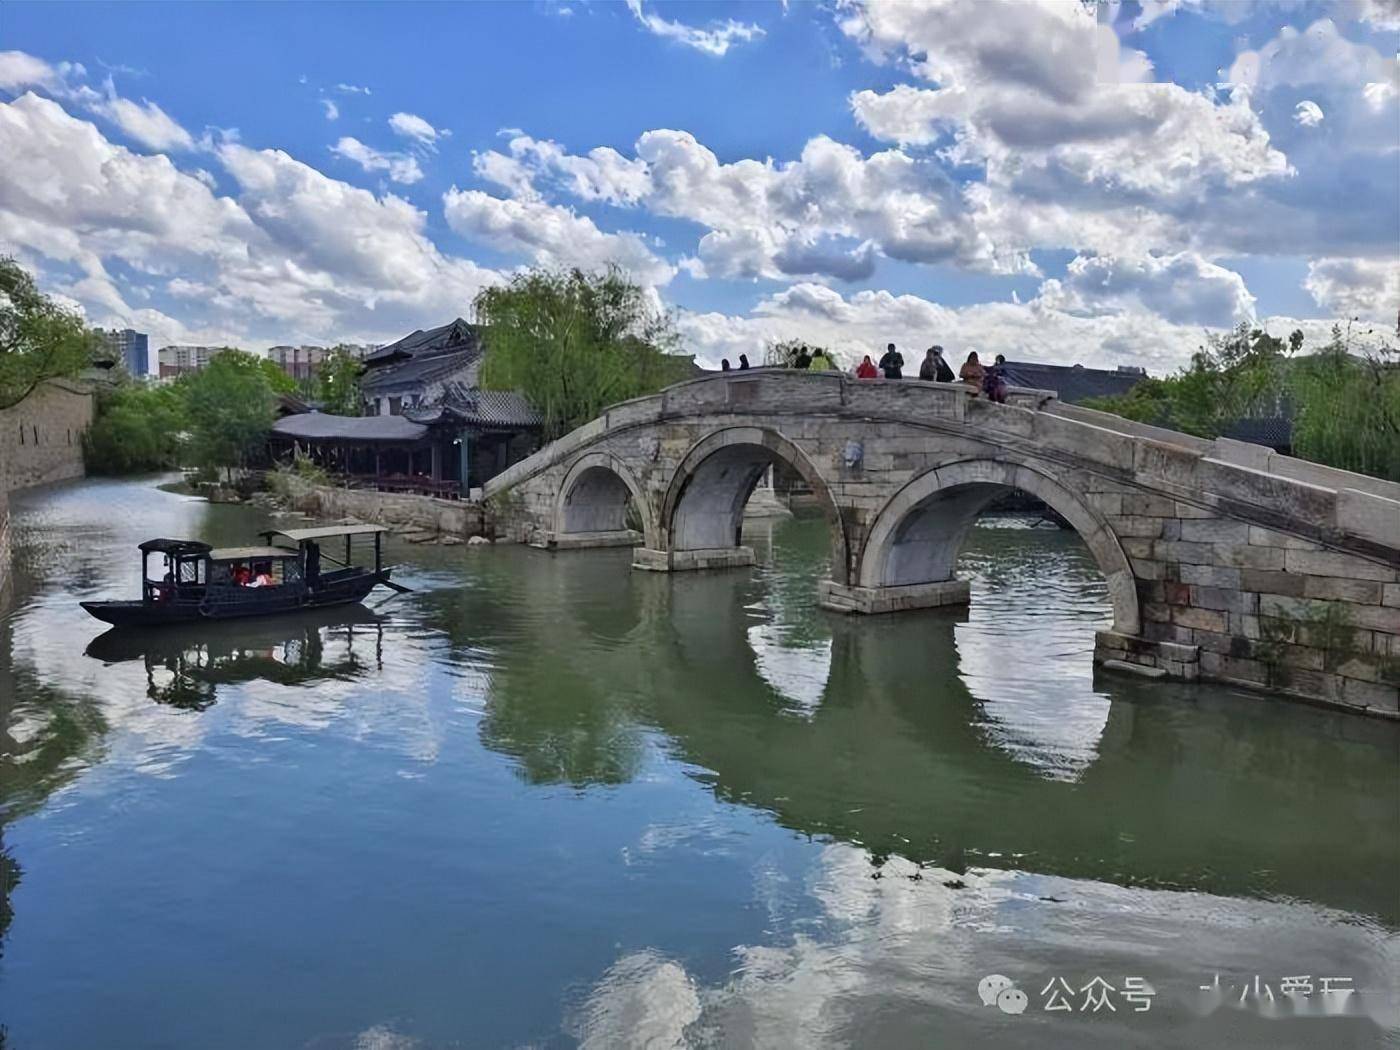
xmin=1301 ymin=576 xmax=1385 ymax=604
xmin=1284 ymin=548 xmax=1396 ymax=583
xmin=1179 ymin=564 xmax=1241 ymax=589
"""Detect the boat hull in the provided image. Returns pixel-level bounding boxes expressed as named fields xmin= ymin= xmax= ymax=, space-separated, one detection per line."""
xmin=81 ymin=570 xmax=389 ymax=627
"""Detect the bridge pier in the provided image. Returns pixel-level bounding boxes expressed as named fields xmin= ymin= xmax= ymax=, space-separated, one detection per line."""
xmin=632 ymin=547 xmax=756 ymax=572
xmin=818 ymin=579 xmax=970 ymax=615
xmin=532 ymin=529 xmax=642 ymax=551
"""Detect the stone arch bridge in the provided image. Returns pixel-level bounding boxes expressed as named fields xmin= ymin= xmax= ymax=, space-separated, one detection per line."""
xmin=485 ymin=370 xmax=1400 ymax=717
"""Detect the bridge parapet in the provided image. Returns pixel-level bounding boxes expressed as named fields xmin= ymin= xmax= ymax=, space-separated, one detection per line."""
xmin=484 ymin=371 xmax=1398 ymax=717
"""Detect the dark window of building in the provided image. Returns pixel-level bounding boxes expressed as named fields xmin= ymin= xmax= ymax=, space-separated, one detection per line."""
xmin=389 ymin=397 xmax=402 ymax=415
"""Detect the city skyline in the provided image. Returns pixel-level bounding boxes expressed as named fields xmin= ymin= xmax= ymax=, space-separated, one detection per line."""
xmin=1 ymin=0 xmax=1397 ymax=373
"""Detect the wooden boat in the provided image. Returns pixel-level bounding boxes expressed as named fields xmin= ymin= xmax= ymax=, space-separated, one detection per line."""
xmin=80 ymin=524 xmax=402 ymax=627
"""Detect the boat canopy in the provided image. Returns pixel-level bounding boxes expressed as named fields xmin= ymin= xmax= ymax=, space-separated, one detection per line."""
xmin=263 ymin=524 xmax=390 ymax=543
xmin=208 ymin=546 xmax=301 ymax=562
xmin=138 ymin=538 xmax=213 ymax=556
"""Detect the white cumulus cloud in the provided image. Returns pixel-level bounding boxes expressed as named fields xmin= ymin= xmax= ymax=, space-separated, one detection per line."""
xmin=329 ymin=136 xmax=424 ymax=185
xmin=442 ymin=188 xmax=674 ymax=287
xmin=388 ymin=111 xmax=448 ymax=148
xmin=624 ymin=0 xmax=764 ymax=57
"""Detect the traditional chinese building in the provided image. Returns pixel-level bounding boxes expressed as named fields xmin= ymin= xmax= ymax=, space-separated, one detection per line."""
xmin=269 ymin=318 xmax=541 ymax=495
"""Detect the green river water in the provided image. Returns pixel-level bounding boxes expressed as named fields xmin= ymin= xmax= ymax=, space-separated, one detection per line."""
xmin=0 ymin=476 xmax=1395 ymax=1049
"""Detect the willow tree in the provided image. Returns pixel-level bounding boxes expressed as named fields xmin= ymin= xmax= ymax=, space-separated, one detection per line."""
xmin=476 ymin=266 xmax=686 ymax=440
xmin=1288 ymin=327 xmax=1400 ymax=481
xmin=0 ymin=257 xmax=101 ymax=409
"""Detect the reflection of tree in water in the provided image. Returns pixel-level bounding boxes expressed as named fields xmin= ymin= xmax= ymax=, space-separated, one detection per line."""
xmin=0 ymin=659 xmax=110 ymax=961
xmin=478 ymin=650 xmax=647 ymax=788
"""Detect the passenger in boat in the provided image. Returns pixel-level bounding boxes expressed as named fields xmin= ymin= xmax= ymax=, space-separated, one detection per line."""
xmin=248 ymin=563 xmax=274 ymax=588
xmin=232 ymin=564 xmax=251 ymax=586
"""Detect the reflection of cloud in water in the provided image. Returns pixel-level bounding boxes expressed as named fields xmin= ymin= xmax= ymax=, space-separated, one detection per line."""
xmin=746 ymin=622 xmax=831 ymax=717
xmin=571 ymin=950 xmax=701 ymax=1050
xmin=574 ymin=843 xmax=1400 ymax=1049
xmin=954 ymin=520 xmax=1114 ymax=782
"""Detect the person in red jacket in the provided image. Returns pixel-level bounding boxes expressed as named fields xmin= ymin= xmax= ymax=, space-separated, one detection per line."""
xmin=855 ymin=354 xmax=879 ymax=379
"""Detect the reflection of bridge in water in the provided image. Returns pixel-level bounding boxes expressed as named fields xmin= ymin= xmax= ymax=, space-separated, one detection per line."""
xmin=489 ymin=370 xmax=1400 ymax=715
xmin=462 ymin=535 xmax=1400 ymax=924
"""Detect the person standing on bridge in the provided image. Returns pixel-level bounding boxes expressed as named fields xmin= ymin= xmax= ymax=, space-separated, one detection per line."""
xmin=878 ymin=342 xmax=904 ymax=379
xmin=739 ymin=354 xmax=751 ymax=370
xmin=721 ymin=359 xmax=732 ymax=371
xmin=809 ymin=348 xmax=836 ymax=371
xmin=856 ymin=354 xmax=879 ymax=379
xmin=920 ymin=346 xmax=955 ymax=383
xmin=793 ymin=345 xmax=812 ymax=369
xmin=960 ymin=351 xmax=985 ymax=397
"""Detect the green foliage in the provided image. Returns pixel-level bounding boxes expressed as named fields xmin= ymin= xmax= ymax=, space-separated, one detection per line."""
xmin=1287 ymin=331 xmax=1400 ymax=480
xmin=83 ymin=380 xmax=188 ymax=475
xmin=1083 ymin=321 xmax=1400 ymax=481
xmin=182 ymin=350 xmax=287 ymax=481
xmin=313 ymin=345 xmax=365 ymax=416
xmin=476 ymin=266 xmax=685 ymax=440
xmin=0 ymin=256 xmax=102 ymax=409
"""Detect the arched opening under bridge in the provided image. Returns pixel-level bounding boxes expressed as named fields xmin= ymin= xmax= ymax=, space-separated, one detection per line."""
xmin=833 ymin=459 xmax=1139 ymax=635
xmin=635 ymin=427 xmax=850 ymax=582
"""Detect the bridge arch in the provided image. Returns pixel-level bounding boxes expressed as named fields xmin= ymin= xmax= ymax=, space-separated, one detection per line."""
xmin=856 ymin=459 xmax=1140 ymax=635
xmin=662 ymin=426 xmax=851 ymax=585
xmin=554 ymin=452 xmax=659 ymax=548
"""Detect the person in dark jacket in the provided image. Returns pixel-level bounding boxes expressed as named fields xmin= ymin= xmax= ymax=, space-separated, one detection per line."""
xmin=878 ymin=343 xmax=904 ymax=379
xmin=738 ymin=354 xmax=751 ymax=370
xmin=793 ymin=346 xmax=812 ymax=369
xmin=721 ymin=359 xmax=731 ymax=371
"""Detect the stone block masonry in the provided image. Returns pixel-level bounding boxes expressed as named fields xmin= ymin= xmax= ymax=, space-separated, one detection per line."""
xmin=0 ymin=379 xmax=96 ymax=492
xmin=485 ymin=370 xmax=1400 ymax=719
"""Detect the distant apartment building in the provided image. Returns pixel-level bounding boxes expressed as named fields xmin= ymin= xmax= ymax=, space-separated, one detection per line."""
xmin=101 ymin=328 xmax=149 ymax=377
xmin=157 ymin=345 xmax=228 ymax=379
xmin=268 ymin=343 xmax=379 ymax=381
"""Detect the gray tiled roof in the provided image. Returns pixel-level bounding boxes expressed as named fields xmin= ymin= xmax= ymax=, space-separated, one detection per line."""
xmin=272 ymin=412 xmax=428 ymax=443
xmin=360 ymin=348 xmax=478 ymax=395
xmin=361 ymin=317 xmax=483 ymax=364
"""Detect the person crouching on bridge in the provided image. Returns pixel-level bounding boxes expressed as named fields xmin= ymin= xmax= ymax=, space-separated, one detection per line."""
xmin=983 ymin=354 xmax=1009 ymax=404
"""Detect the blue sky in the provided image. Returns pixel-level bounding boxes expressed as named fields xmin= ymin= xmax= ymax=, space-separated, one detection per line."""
xmin=1 ymin=0 xmax=1396 ymax=372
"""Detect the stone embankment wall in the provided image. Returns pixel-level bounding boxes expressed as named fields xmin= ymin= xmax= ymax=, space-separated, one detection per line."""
xmin=278 ymin=476 xmax=487 ymax=538
xmin=0 ymin=379 xmax=95 ymax=492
